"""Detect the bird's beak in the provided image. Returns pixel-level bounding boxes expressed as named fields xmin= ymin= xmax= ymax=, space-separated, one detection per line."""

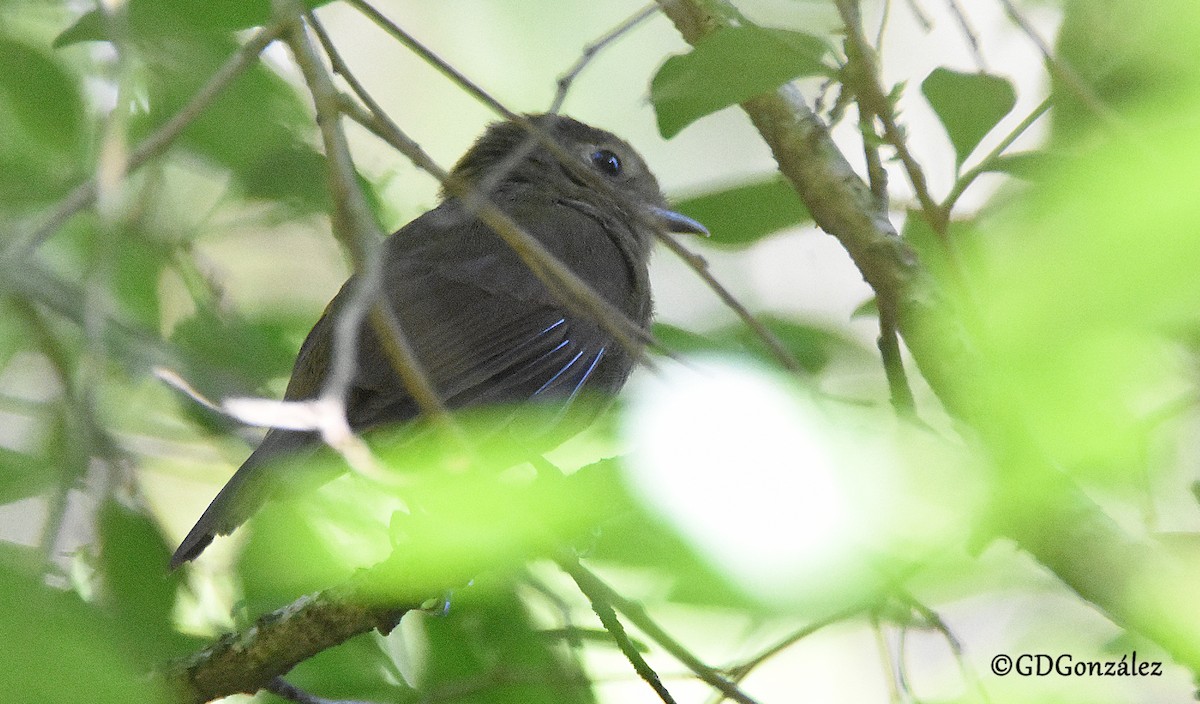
xmin=648 ymin=206 xmax=709 ymax=237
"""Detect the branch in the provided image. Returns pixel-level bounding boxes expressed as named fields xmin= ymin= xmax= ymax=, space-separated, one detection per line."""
xmin=161 ymin=574 xmax=415 ymax=704
xmin=655 ymin=0 xmax=1200 ymax=676
xmin=560 ymin=556 xmax=762 ymax=704
xmin=567 ymin=564 xmax=679 ymax=704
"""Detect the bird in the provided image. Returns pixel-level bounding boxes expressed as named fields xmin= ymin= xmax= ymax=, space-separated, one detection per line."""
xmin=170 ymin=114 xmax=707 ymax=569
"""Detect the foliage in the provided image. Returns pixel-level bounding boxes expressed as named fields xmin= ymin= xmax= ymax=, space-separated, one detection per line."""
xmin=1 ymin=0 xmax=1199 ymax=703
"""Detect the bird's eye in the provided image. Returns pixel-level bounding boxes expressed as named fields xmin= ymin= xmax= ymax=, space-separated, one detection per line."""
xmin=589 ymin=149 xmax=622 ymax=177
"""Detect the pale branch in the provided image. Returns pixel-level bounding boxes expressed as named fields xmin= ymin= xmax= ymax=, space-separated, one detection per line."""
xmin=549 ymin=3 xmax=661 ymax=114
xmin=656 ymin=0 xmax=1200 ymax=676
xmin=0 ymin=21 xmax=287 ymax=265
xmin=277 ymin=2 xmax=454 ymax=437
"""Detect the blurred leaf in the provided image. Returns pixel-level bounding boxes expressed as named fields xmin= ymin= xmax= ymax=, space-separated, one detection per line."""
xmin=0 ymin=33 xmax=86 ymax=205
xmin=1053 ymin=0 xmax=1200 ymax=142
xmin=55 ymin=0 xmax=336 ymax=46
xmin=128 ymin=32 xmax=329 ymax=214
xmin=921 ymin=68 xmax=1016 ymax=167
xmin=271 ymin=632 xmax=414 ymax=703
xmin=170 ymin=307 xmax=300 ymax=391
xmin=0 ymin=446 xmax=55 ymax=505
xmin=417 ymin=583 xmax=594 ymax=704
xmin=0 ymin=34 xmax=85 ymax=156
xmin=0 ymin=565 xmax=171 ymax=703
xmin=97 ymin=500 xmax=194 ymax=659
xmin=675 ymin=176 xmax=811 ymax=246
xmin=851 ymin=297 xmax=877 ymax=319
xmin=969 ymin=75 xmax=1200 ymax=478
xmin=589 ymin=491 xmax=768 ymax=610
xmin=112 ymin=229 xmax=170 ymax=331
xmin=651 ymin=26 xmax=830 ymax=138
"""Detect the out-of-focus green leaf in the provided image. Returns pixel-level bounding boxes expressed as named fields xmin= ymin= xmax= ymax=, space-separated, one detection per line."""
xmin=416 ymin=582 xmax=594 ymax=704
xmin=851 ymin=297 xmax=877 ymax=319
xmin=0 ymin=565 xmax=171 ymax=703
xmin=170 ymin=308 xmax=300 ymax=391
xmin=1053 ymin=0 xmax=1200 ymax=143
xmin=54 ymin=0 xmax=336 ymax=46
xmin=97 ymin=500 xmax=195 ymax=659
xmin=0 ymin=33 xmax=86 ymax=205
xmin=112 ymin=229 xmax=170 ymax=331
xmin=0 ymin=34 xmax=85 ymax=156
xmin=268 ymin=632 xmax=414 ymax=703
xmin=654 ymin=317 xmax=869 ymax=374
xmin=674 ymin=176 xmax=811 ymax=246
xmin=589 ymin=483 xmax=768 ymax=610
xmin=0 ymin=446 xmax=55 ymax=505
xmin=967 ymin=74 xmax=1200 ymax=480
xmin=651 ymin=26 xmax=830 ymax=138
xmin=921 ymin=68 xmax=1016 ymax=167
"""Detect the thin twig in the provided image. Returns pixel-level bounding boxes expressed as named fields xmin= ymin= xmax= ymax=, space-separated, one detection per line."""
xmin=895 ymin=590 xmax=994 ymax=704
xmin=567 ymin=566 xmax=679 ymax=704
xmin=279 ymin=4 xmax=455 ymax=437
xmin=559 ymin=556 xmax=762 ymax=704
xmin=900 ymin=0 xmax=933 ymax=31
xmin=836 ymin=0 xmax=950 ymax=241
xmin=721 ymin=601 xmax=867 ymax=685
xmin=549 ymin=4 xmax=660 ymax=114
xmin=995 ymin=0 xmax=1119 ymax=128
xmin=346 ymin=0 xmax=515 ymax=119
xmin=877 ymin=305 xmax=917 ymax=417
xmin=945 ymin=0 xmax=987 ymax=71
xmin=940 ymin=96 xmax=1051 ymax=214
xmin=653 ymin=232 xmax=807 ymax=375
xmin=1 ymin=21 xmax=287 ymax=264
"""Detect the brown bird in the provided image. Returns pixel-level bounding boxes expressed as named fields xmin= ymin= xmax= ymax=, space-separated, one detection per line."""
xmin=170 ymin=114 xmax=706 ymax=568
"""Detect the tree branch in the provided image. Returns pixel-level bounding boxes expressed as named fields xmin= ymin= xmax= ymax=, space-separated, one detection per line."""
xmin=161 ymin=575 xmax=415 ymax=704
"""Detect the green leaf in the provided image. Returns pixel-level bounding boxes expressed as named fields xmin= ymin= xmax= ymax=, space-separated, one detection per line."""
xmin=0 ymin=34 xmax=86 ymax=204
xmin=170 ymin=307 xmax=301 ymax=391
xmin=112 ymin=228 xmax=170 ymax=331
xmin=0 ymin=35 xmax=85 ymax=156
xmin=674 ymin=176 xmax=811 ymax=246
xmin=55 ymin=0 xmax=336 ymax=46
xmin=269 ymin=632 xmax=413 ymax=703
xmin=96 ymin=500 xmax=194 ymax=659
xmin=921 ymin=68 xmax=1016 ymax=167
xmin=985 ymin=151 xmax=1060 ymax=180
xmin=417 ymin=583 xmax=594 ymax=704
xmin=0 ymin=565 xmax=171 ymax=703
xmin=651 ymin=26 xmax=830 ymax=138
xmin=0 ymin=447 xmax=56 ymax=505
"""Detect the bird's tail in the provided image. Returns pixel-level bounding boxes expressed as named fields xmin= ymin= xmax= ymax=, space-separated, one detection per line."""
xmin=169 ymin=428 xmax=315 ymax=569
